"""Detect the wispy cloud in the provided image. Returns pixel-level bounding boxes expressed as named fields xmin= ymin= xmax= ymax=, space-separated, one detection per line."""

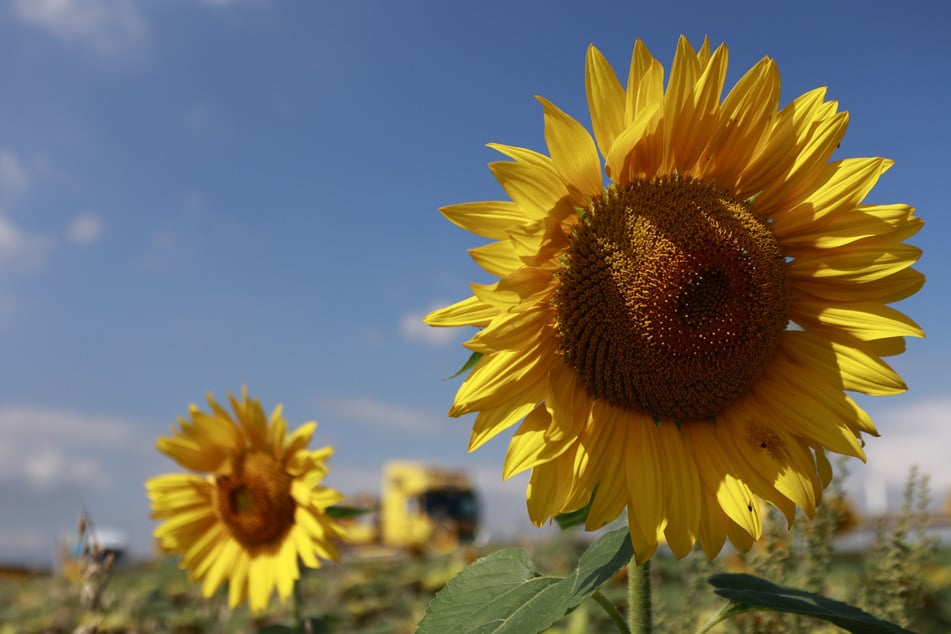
xmin=0 ymin=405 xmax=137 ymax=447
xmin=10 ymin=0 xmax=147 ymax=59
xmin=848 ymin=396 xmax=951 ymax=507
xmin=0 ymin=148 xmax=29 ymax=200
xmin=0 ymin=216 xmax=54 ymax=274
xmin=66 ymin=212 xmax=105 ymax=245
xmin=324 ymin=397 xmax=449 ymax=434
xmin=400 ymin=305 xmax=464 ymax=347
xmin=0 ymin=405 xmax=162 ymax=563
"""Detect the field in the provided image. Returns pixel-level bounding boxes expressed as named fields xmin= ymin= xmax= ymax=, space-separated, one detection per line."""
xmin=2 ymin=533 xmax=950 ymax=634
xmin=3 ymin=469 xmax=949 ymax=633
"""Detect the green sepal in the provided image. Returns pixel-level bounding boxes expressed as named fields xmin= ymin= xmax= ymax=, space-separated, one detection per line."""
xmin=446 ymin=351 xmax=483 ymax=380
xmin=554 ymin=484 xmax=599 ymax=530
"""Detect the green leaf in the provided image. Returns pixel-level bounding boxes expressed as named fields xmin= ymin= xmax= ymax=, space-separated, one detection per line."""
xmin=555 ymin=527 xmax=633 ymax=613
xmin=708 ymin=573 xmax=914 ymax=633
xmin=446 ymin=351 xmax=483 ymax=379
xmin=418 ymin=528 xmax=633 ymax=634
xmin=554 ymin=484 xmax=598 ymax=530
xmin=325 ymin=505 xmax=371 ymax=520
xmin=417 ymin=548 xmax=558 ymax=634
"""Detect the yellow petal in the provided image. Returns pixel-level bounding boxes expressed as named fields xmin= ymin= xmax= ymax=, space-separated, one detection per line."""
xmin=780 ymin=203 xmax=920 ymax=249
xmin=622 ymin=414 xmax=667 ymax=562
xmin=788 ymin=238 xmax=920 ymax=286
xmin=790 ymin=297 xmax=924 ymax=341
xmin=451 ymin=339 xmax=550 ymax=416
xmin=755 ymin=112 xmax=851 ymax=215
xmin=771 ymin=158 xmax=894 ymax=234
xmin=605 ymin=101 xmax=662 ymax=184
xmin=202 ymin=537 xmax=240 ymax=600
xmin=795 ymin=268 xmax=925 ymax=304
xmin=656 ymin=424 xmax=700 ymax=558
xmin=248 ymin=551 xmax=276 ymax=613
xmin=440 ymin=200 xmax=530 ymax=239
xmin=487 ymin=149 xmax=568 ymax=221
xmin=227 ymin=551 xmax=250 ymax=609
xmin=752 ymin=361 xmax=867 ymax=458
xmin=782 ymin=330 xmax=906 ymax=396
xmin=544 ymin=364 xmax=591 ymax=443
xmin=425 ymin=295 xmax=497 ymax=329
xmin=625 ymin=39 xmax=664 ymax=124
xmin=585 ymin=44 xmax=625 ymax=156
xmin=687 ymin=424 xmax=761 ymax=539
xmin=468 ymin=240 xmax=527 ymax=277
xmin=710 ymin=57 xmax=780 ymax=186
xmin=537 ymin=96 xmax=603 ymax=199
xmin=502 ymin=405 xmax=572 ymax=479
xmin=585 ymin=412 xmax=630 ymax=531
xmin=663 ymin=36 xmax=702 ymax=171
xmin=674 ymin=43 xmax=728 ymax=174
xmin=468 ymin=382 xmax=545 ymax=451
xmin=695 ymin=491 xmax=728 ymax=559
xmin=464 ymin=305 xmax=550 ymax=354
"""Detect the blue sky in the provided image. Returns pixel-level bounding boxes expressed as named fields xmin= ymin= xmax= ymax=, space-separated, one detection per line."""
xmin=0 ymin=0 xmax=948 ymax=564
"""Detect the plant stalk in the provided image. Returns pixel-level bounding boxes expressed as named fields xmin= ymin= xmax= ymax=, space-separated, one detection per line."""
xmin=593 ymin=589 xmax=631 ymax=634
xmin=292 ymin=580 xmax=302 ymax=628
xmin=628 ymin=557 xmax=652 ymax=634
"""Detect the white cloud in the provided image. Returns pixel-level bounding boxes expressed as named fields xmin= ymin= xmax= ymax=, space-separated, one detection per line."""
xmin=324 ymin=397 xmax=449 ymax=434
xmin=844 ymin=396 xmax=951 ymax=511
xmin=66 ymin=212 xmax=104 ymax=245
xmin=10 ymin=0 xmax=146 ymax=58
xmin=0 ymin=216 xmax=54 ymax=274
xmin=0 ymin=405 xmax=137 ymax=449
xmin=0 ymin=406 xmax=139 ymax=491
xmin=0 ymin=405 xmax=162 ymax=564
xmin=400 ymin=305 xmax=464 ymax=347
xmin=0 ymin=148 xmax=29 ymax=198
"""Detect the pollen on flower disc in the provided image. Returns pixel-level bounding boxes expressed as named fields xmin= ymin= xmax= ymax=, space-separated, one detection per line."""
xmin=214 ymin=451 xmax=296 ymax=547
xmin=554 ymin=178 xmax=789 ymax=421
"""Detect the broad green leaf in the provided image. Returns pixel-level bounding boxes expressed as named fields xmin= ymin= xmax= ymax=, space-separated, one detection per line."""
xmin=447 ymin=351 xmax=483 ymax=379
xmin=708 ymin=573 xmax=913 ymax=633
xmin=417 ymin=548 xmax=558 ymax=633
xmin=554 ymin=484 xmax=598 ymax=530
xmin=556 ymin=527 xmax=633 ymax=612
xmin=418 ymin=528 xmax=633 ymax=633
xmin=325 ymin=505 xmax=371 ymax=520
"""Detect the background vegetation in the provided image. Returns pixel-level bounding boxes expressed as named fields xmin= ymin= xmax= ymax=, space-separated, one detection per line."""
xmin=2 ymin=468 xmax=948 ymax=634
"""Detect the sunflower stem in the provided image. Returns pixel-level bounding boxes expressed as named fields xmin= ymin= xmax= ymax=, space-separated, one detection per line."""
xmin=292 ymin=580 xmax=302 ymax=629
xmin=592 ymin=589 xmax=631 ymax=634
xmin=628 ymin=557 xmax=652 ymax=634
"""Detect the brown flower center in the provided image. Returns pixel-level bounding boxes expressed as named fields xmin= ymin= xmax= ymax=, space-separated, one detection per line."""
xmin=554 ymin=177 xmax=789 ymax=421
xmin=214 ymin=451 xmax=296 ymax=547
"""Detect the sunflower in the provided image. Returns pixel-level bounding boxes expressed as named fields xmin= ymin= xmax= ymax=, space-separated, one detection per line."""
xmin=146 ymin=389 xmax=344 ymax=612
xmin=425 ymin=37 xmax=923 ymax=563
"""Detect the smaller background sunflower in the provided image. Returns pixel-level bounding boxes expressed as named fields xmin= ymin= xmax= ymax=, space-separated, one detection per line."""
xmin=146 ymin=388 xmax=345 ymax=613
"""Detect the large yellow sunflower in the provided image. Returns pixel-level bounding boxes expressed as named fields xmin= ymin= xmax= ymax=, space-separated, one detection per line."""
xmin=425 ymin=37 xmax=923 ymax=563
xmin=146 ymin=389 xmax=344 ymax=612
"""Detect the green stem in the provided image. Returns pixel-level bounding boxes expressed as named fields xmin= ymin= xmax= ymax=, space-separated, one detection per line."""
xmin=628 ymin=557 xmax=652 ymax=634
xmin=695 ymin=601 xmax=752 ymax=634
xmin=292 ymin=580 xmax=302 ymax=629
xmin=592 ymin=589 xmax=631 ymax=634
